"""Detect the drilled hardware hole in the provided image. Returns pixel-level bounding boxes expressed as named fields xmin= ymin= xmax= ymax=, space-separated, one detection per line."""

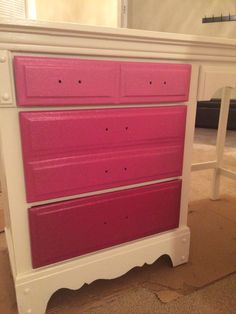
xmin=149 ymin=81 xmax=152 ymax=85
xmin=58 ymin=80 xmax=62 ymax=83
xmin=125 ymin=127 xmax=128 ymax=130
xmin=163 ymin=81 xmax=167 ymax=85
xmin=78 ymin=80 xmax=82 ymax=84
xmin=105 ymin=128 xmax=109 ymax=131
xmin=124 ymin=167 xmax=127 ymax=171
xmin=105 ymin=170 xmax=109 ymax=173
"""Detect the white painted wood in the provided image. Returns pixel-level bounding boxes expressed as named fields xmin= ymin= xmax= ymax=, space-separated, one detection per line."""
xmin=12 ymin=101 xmax=189 ymax=111
xmin=0 ymin=50 xmax=14 ymax=106
xmin=0 ymin=18 xmax=236 ymax=63
xmin=191 ymin=161 xmax=217 ymax=171
xmin=0 ymin=17 xmax=236 ymax=47
xmin=219 ymin=167 xmax=236 ymax=181
xmin=198 ymin=66 xmax=236 ymax=101
xmin=15 ymin=226 xmax=190 ymax=314
xmin=179 ymin=64 xmax=199 ymax=227
xmin=4 ymin=227 xmax=16 ymax=278
xmin=211 ymin=87 xmax=232 ymax=200
xmin=0 ymin=108 xmax=31 ymax=274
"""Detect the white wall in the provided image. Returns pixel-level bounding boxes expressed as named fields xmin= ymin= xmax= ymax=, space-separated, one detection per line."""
xmin=35 ymin=0 xmax=119 ymax=27
xmin=128 ymin=0 xmax=236 ymax=39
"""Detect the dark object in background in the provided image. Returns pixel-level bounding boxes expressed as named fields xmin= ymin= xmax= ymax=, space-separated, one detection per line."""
xmin=202 ymin=14 xmax=236 ymax=24
xmin=196 ymin=98 xmax=236 ymax=130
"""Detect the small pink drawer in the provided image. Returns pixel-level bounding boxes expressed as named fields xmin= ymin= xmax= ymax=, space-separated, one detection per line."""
xmin=120 ymin=62 xmax=191 ymax=104
xmin=29 ymin=180 xmax=182 ymax=268
xmin=19 ymin=106 xmax=186 ymax=202
xmin=14 ymin=56 xmax=120 ymax=106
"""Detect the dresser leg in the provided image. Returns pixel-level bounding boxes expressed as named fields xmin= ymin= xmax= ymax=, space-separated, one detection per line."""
xmin=15 ymin=282 xmax=52 ymax=314
xmin=170 ymin=229 xmax=190 ymax=267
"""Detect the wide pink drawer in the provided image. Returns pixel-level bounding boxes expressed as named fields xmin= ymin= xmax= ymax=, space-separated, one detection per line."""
xmin=19 ymin=107 xmax=186 ymax=202
xmin=29 ymin=180 xmax=182 ymax=268
xmin=120 ymin=62 xmax=191 ymax=104
xmin=14 ymin=56 xmax=120 ymax=106
xmin=14 ymin=56 xmax=191 ymax=106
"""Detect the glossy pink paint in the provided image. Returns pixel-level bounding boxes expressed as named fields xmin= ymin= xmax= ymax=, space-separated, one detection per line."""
xmin=29 ymin=180 xmax=182 ymax=268
xmin=120 ymin=61 xmax=191 ymax=103
xmin=20 ymin=106 xmax=186 ymax=202
xmin=14 ymin=56 xmax=191 ymax=106
xmin=14 ymin=56 xmax=120 ymax=106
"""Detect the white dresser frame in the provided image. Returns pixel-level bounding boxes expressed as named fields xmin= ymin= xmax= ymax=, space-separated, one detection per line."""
xmin=0 ymin=19 xmax=236 ymax=314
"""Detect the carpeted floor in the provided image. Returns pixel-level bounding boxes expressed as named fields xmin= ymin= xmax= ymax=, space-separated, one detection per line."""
xmin=0 ymin=128 xmax=235 ymax=313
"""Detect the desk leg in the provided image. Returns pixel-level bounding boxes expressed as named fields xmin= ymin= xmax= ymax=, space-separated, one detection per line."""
xmin=211 ymin=86 xmax=232 ymax=200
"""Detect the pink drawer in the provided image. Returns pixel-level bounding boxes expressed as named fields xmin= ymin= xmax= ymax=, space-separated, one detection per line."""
xmin=14 ymin=56 xmax=191 ymax=106
xmin=20 ymin=106 xmax=186 ymax=158
xmin=19 ymin=107 xmax=186 ymax=202
xmin=14 ymin=56 xmax=120 ymax=106
xmin=120 ymin=62 xmax=191 ymax=104
xmin=29 ymin=180 xmax=182 ymax=268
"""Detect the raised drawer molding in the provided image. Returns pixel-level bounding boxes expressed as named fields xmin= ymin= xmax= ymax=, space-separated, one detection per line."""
xmin=14 ymin=57 xmax=120 ymax=106
xmin=14 ymin=56 xmax=191 ymax=106
xmin=120 ymin=62 xmax=191 ymax=103
xmin=29 ymin=180 xmax=182 ymax=268
xmin=20 ymin=106 xmax=186 ymax=202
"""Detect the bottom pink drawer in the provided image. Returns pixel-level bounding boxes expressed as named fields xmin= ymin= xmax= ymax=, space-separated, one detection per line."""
xmin=29 ymin=180 xmax=181 ymax=268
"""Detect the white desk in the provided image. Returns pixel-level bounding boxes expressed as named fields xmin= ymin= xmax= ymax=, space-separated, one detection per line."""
xmin=0 ymin=19 xmax=235 ymax=314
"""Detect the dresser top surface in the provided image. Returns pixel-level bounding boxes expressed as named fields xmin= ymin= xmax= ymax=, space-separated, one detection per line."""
xmin=1 ymin=17 xmax=236 ymax=48
xmin=0 ymin=18 xmax=236 ymax=64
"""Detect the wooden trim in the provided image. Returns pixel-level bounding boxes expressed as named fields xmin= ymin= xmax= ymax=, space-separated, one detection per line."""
xmin=220 ymin=167 xmax=236 ymax=180
xmin=191 ymin=161 xmax=217 ymax=171
xmin=1 ymin=18 xmax=236 ymax=62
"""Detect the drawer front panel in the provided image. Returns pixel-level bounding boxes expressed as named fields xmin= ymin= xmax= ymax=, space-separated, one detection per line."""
xmin=20 ymin=106 xmax=186 ymax=158
xmin=14 ymin=56 xmax=120 ymax=106
xmin=29 ymin=180 xmax=182 ymax=268
xmin=20 ymin=107 xmax=186 ymax=202
xmin=25 ymin=146 xmax=183 ymax=202
xmin=14 ymin=56 xmax=191 ymax=106
xmin=120 ymin=62 xmax=191 ymax=103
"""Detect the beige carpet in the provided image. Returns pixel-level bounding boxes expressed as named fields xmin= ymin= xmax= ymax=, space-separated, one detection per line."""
xmin=0 ymin=128 xmax=235 ymax=313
